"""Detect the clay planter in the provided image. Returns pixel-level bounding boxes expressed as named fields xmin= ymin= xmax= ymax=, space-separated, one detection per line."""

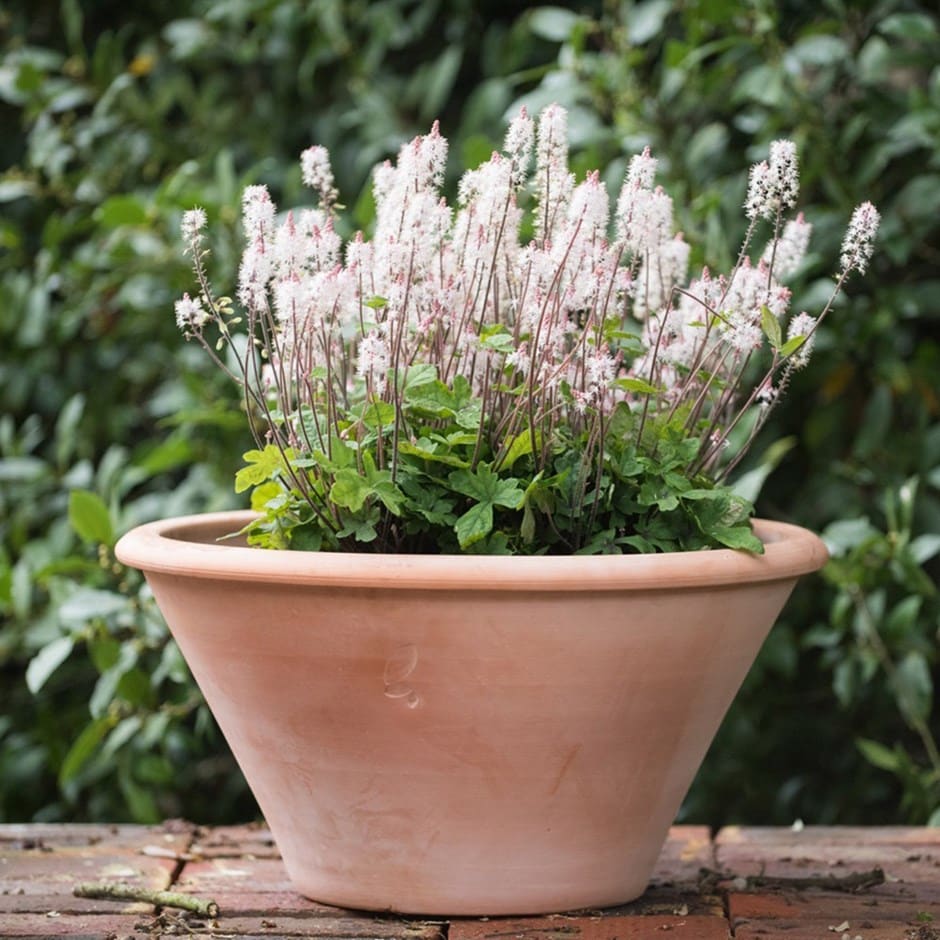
xmin=116 ymin=510 xmax=827 ymax=916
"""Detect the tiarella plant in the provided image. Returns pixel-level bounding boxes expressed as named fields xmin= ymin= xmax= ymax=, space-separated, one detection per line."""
xmin=176 ymin=105 xmax=878 ymax=555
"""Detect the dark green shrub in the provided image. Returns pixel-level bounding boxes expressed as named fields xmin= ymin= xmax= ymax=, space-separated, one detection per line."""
xmin=0 ymin=0 xmax=560 ymax=822
xmin=510 ymin=0 xmax=940 ymax=824
xmin=2 ymin=0 xmax=936 ymax=825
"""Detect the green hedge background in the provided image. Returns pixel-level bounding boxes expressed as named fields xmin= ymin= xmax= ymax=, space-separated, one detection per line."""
xmin=1 ymin=0 xmax=938 ymax=826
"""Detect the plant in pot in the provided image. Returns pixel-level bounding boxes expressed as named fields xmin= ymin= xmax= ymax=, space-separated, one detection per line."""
xmin=116 ymin=105 xmax=878 ymax=915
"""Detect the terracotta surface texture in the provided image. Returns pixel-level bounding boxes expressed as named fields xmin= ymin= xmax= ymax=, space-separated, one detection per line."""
xmin=115 ymin=512 xmax=828 ymax=914
xmin=1 ymin=823 xmax=938 ymax=938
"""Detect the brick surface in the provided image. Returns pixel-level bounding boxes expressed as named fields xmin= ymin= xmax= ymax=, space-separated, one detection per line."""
xmin=647 ymin=826 xmax=713 ymax=886
xmin=0 ymin=822 xmax=191 ymax=925
xmin=189 ymin=822 xmax=282 ymax=860
xmin=192 ymin=914 xmax=444 ymax=937
xmin=715 ymin=825 xmax=940 ymax=875
xmin=450 ymin=914 xmax=729 ymax=940
xmin=716 ymin=828 xmax=940 ymax=940
xmin=0 ymin=910 xmax=148 ymax=937
xmin=734 ymin=919 xmax=926 ymax=939
xmin=729 ymin=890 xmax=935 ymax=922
xmin=2 ymin=825 xmax=940 ymax=938
xmin=715 ymin=824 xmax=940 ymax=910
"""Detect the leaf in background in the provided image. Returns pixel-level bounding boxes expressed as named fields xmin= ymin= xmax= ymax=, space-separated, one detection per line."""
xmin=55 ymin=394 xmax=85 ymax=468
xmin=59 ymin=588 xmax=127 ymax=624
xmin=68 ymin=490 xmax=114 ymax=546
xmin=528 ymin=6 xmax=581 ymax=42
xmin=90 ymin=644 xmax=139 ymax=718
xmin=730 ymin=437 xmax=796 ymax=504
xmin=26 ymin=636 xmax=74 ymax=694
xmin=894 ymin=651 xmax=933 ymax=729
xmin=59 ymin=716 xmax=113 ymax=786
xmin=857 ymin=737 xmax=901 ymax=773
xmin=626 ymin=0 xmax=672 ymax=45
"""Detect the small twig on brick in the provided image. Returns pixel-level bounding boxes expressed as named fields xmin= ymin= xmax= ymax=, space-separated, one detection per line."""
xmin=699 ymin=866 xmax=886 ymax=893
xmin=73 ymin=882 xmax=220 ymax=918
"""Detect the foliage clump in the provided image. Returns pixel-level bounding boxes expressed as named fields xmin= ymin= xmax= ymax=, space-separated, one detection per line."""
xmin=179 ymin=107 xmax=875 ymax=556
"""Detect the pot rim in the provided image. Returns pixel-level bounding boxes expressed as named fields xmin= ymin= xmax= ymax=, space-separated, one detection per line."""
xmin=115 ymin=511 xmax=828 ymax=592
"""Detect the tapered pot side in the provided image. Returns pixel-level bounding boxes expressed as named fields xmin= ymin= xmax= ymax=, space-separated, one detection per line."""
xmin=116 ymin=511 xmax=827 ymax=916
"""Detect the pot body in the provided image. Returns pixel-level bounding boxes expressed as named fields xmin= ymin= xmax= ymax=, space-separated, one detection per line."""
xmin=116 ymin=512 xmax=827 ymax=916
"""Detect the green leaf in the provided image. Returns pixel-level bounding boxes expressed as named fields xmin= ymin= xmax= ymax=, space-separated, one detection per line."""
xmin=479 ymin=323 xmax=515 ymax=354
xmin=879 ymin=12 xmax=937 ymax=41
xmin=55 ymin=393 xmax=85 ymax=467
xmin=909 ymin=534 xmax=940 ymax=565
xmin=93 ymin=195 xmax=148 ymax=228
xmin=822 ymin=517 xmax=879 ymax=556
xmin=449 ymin=465 xmax=524 ymax=549
xmin=780 ymin=334 xmax=807 ymax=358
xmin=290 ymin=528 xmax=323 ymax=552
xmin=502 ymin=430 xmax=540 ymax=469
xmin=88 ymin=635 xmax=121 ymax=674
xmin=0 ymin=179 xmax=39 ymax=202
xmin=857 ymin=737 xmax=901 ymax=773
xmin=371 ymin=480 xmax=405 ymax=515
xmin=404 ymin=380 xmax=459 ymax=418
xmin=358 ymin=400 xmax=397 ymax=429
xmin=614 ymin=377 xmax=659 ymax=395
xmin=329 ymin=469 xmax=372 ymax=512
xmin=68 ymin=490 xmax=114 ymax=546
xmin=337 ymin=511 xmax=379 ymax=542
xmin=894 ymin=651 xmax=932 ymax=728
xmin=454 ymin=501 xmax=494 ymax=549
xmin=26 ymin=636 xmax=74 ymax=694
xmin=398 ymin=439 xmax=470 ymax=468
xmin=59 ymin=717 xmax=113 ymax=786
xmin=760 ymin=305 xmax=782 ymax=350
xmin=0 ymin=457 xmax=47 ymax=482
xmin=250 ymin=480 xmax=285 ymax=511
xmin=449 ymin=465 xmax=524 ymax=508
xmin=90 ymin=644 xmax=138 ymax=718
xmin=529 ymin=6 xmax=581 ymax=42
xmin=118 ymin=766 xmax=160 ymax=823
xmin=101 ymin=716 xmax=143 ymax=760
xmin=404 ymin=363 xmax=438 ymax=389
xmin=417 ymin=44 xmax=462 ymax=120
xmin=59 ymin=588 xmax=127 ymax=624
xmin=886 ymin=596 xmax=922 ymax=636
xmin=710 ymin=525 xmax=764 ymax=554
xmin=730 ymin=437 xmax=796 ymax=504
xmin=235 ymin=445 xmax=288 ymax=493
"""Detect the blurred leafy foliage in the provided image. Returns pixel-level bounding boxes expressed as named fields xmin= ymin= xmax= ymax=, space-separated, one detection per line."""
xmin=1 ymin=0 xmax=937 ymax=825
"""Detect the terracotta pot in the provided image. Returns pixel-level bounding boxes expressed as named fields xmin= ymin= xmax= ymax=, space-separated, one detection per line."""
xmin=116 ymin=511 xmax=826 ymax=916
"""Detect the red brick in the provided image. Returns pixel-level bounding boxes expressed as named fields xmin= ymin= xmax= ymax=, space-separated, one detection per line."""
xmin=202 ymin=913 xmax=444 ymax=937
xmin=190 ymin=888 xmax=339 ymax=917
xmin=734 ymin=918 xmax=919 ymax=939
xmin=0 ymin=822 xmax=192 ymax=853
xmin=175 ymin=855 xmax=295 ymax=894
xmin=728 ymin=889 xmax=938 ymax=925
xmin=596 ymin=884 xmax=723 ymax=918
xmin=719 ymin=827 xmax=940 ymax=847
xmin=190 ymin=822 xmax=281 ymax=860
xmin=450 ymin=914 xmax=729 ymax=940
xmin=0 ymin=910 xmax=145 ymax=937
xmin=649 ymin=826 xmax=713 ymax=886
xmin=715 ymin=825 xmax=940 ymax=885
